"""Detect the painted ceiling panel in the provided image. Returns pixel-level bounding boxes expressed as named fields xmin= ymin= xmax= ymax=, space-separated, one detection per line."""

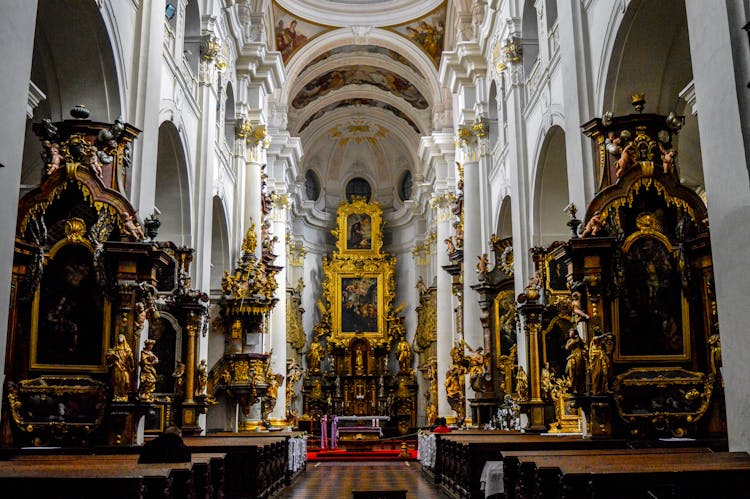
xmin=292 ymin=65 xmax=429 ymax=109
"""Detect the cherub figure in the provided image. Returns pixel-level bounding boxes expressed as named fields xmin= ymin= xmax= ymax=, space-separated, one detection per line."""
xmin=87 ymin=146 xmax=103 ymax=178
xmin=571 ymin=291 xmax=590 ymax=323
xmin=580 ymin=211 xmax=603 ymax=238
xmin=615 ymin=142 xmax=638 ymax=178
xmin=42 ymin=141 xmax=64 ymax=176
xmin=659 ymin=143 xmax=677 ymax=175
xmin=122 ymin=213 xmax=145 ymax=240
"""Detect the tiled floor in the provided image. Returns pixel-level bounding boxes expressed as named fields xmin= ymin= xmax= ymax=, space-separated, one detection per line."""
xmin=276 ymin=461 xmax=450 ymax=499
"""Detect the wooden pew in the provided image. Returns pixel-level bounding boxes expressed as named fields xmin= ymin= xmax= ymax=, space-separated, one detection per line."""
xmin=433 ymin=433 xmax=625 ymax=499
xmin=513 ymin=450 xmax=750 ymax=499
xmin=501 ymin=447 xmax=711 ymax=499
xmin=182 ymin=436 xmax=287 ymax=499
xmin=9 ymin=452 xmax=225 ymax=499
xmin=0 ymin=460 xmax=158 ymax=499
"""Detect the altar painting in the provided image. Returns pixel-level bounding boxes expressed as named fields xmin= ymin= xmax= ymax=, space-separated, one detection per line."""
xmin=614 ymin=235 xmax=690 ymax=362
xmin=340 ymin=276 xmax=380 ymax=334
xmin=346 ymin=214 xmax=372 ymax=250
xmin=31 ymin=242 xmax=110 ymax=372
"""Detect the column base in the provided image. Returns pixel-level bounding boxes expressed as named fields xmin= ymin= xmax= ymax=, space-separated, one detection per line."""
xmin=519 ymin=400 xmax=547 ymax=433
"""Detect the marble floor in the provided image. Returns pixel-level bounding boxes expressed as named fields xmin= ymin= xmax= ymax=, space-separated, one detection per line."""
xmin=275 ymin=461 xmax=450 ymax=499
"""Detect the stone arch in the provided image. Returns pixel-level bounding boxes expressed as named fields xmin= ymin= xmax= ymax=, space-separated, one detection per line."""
xmin=601 ymin=0 xmax=703 ymax=196
xmin=488 ymin=80 xmax=499 ymax=149
xmin=210 ymin=196 xmax=231 ymax=293
xmin=532 ymin=125 xmax=569 ymax=246
xmin=521 ymin=0 xmax=539 ymax=77
xmin=223 ymin=81 xmax=236 ymax=148
xmin=184 ymin=0 xmax=201 ymax=77
xmin=496 ymin=195 xmax=513 ymax=240
xmin=155 ymin=121 xmax=193 ymax=246
xmin=21 ymin=1 xmax=122 ymax=186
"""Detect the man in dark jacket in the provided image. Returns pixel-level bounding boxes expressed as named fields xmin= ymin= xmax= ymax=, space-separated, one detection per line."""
xmin=138 ymin=426 xmax=192 ymax=463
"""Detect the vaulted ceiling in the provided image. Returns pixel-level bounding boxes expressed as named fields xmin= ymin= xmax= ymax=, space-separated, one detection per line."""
xmin=270 ymin=0 xmax=450 ymax=214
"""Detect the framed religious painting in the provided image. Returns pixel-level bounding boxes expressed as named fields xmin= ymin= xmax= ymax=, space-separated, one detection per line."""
xmin=612 ymin=232 xmax=691 ymax=362
xmin=30 ymin=237 xmax=111 ymax=372
xmin=336 ymin=274 xmax=383 ymax=336
xmin=334 ymin=197 xmax=383 ymax=255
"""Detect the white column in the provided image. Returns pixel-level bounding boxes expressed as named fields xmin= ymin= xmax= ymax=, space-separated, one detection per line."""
xmin=244 ymin=154 xmax=264 ymax=260
xmin=460 ymin=130 xmax=486 ymax=415
xmin=557 ymin=0 xmax=596 ymax=207
xmin=269 ymin=198 xmax=288 ymax=420
xmin=434 ymin=195 xmax=455 ymax=417
xmin=129 ymin=0 xmax=164 ymax=214
xmin=685 ymin=0 xmax=750 ymax=453
xmin=0 ymin=0 xmax=38 ymax=412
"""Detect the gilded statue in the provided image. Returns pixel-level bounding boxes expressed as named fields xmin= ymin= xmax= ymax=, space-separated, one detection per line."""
xmin=708 ymin=334 xmax=722 ymax=379
xmin=138 ymin=339 xmax=159 ymax=401
xmin=465 ymin=343 xmax=488 ymax=392
xmin=107 ymin=333 xmax=134 ymax=402
xmin=515 ymin=365 xmax=529 ymax=401
xmin=589 ymin=333 xmax=614 ymax=395
xmin=172 ymin=360 xmax=185 ymax=398
xmin=476 ymin=253 xmax=489 ymax=278
xmin=397 ymin=338 xmax=413 ymax=373
xmin=122 ymin=213 xmax=145 ymax=241
xmin=444 ymin=237 xmax=456 ymax=254
xmin=195 ymin=359 xmax=208 ymax=396
xmin=445 ymin=364 xmax=465 ymax=418
xmin=564 ymin=330 xmax=587 ymax=394
xmin=307 ymin=341 xmax=322 ymax=373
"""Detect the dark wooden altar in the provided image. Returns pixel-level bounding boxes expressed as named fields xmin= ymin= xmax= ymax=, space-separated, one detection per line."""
xmin=2 ymin=107 xmax=210 ymax=447
xmin=517 ymin=97 xmax=725 ymax=439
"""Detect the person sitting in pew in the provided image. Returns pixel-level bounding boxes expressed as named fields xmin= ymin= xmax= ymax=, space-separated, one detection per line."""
xmin=138 ymin=425 xmax=192 ymax=463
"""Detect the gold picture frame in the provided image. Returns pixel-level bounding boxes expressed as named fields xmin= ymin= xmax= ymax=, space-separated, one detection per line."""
xmin=612 ymin=231 xmax=691 ymax=362
xmin=322 ymin=198 xmax=396 ymax=347
xmin=333 ymin=197 xmax=384 ymax=255
xmin=544 ymin=253 xmax=569 ymax=295
xmin=30 ymin=239 xmax=111 ymax=373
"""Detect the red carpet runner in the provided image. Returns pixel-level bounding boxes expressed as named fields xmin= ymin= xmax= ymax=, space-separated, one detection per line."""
xmin=307 ymin=449 xmax=418 ymax=462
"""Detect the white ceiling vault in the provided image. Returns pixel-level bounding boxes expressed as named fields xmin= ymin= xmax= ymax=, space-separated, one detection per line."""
xmin=270 ymin=0 xmax=450 ymax=218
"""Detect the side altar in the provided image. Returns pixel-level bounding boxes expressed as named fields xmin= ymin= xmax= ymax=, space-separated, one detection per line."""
xmin=302 ymin=198 xmax=417 ymax=434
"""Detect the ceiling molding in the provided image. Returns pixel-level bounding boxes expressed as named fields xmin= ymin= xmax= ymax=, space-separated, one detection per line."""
xmin=275 ymin=0 xmax=444 ymax=28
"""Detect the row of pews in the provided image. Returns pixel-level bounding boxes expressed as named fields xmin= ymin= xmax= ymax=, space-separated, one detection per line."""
xmin=423 ymin=431 xmax=750 ymax=499
xmin=0 ymin=432 xmax=306 ymax=499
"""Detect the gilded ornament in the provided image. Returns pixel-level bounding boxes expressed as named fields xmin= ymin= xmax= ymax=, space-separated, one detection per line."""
xmin=64 ymin=218 xmax=87 ymax=243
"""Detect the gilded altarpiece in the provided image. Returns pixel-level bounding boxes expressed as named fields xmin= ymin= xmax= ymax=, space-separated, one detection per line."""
xmin=303 ymin=199 xmax=417 ymax=434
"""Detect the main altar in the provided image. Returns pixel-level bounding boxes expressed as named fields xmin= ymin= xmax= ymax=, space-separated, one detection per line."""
xmin=302 ymin=197 xmax=417 ymax=435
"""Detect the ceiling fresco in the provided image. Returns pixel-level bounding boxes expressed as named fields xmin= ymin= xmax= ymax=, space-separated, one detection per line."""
xmin=328 ymin=122 xmax=390 ymax=146
xmin=389 ymin=4 xmax=446 ymax=67
xmin=271 ymin=1 xmax=448 ymax=212
xmin=273 ymin=3 xmax=332 ymax=63
xmin=304 ymin=45 xmax=424 ymax=78
xmin=292 ymin=65 xmax=429 ymax=109
xmin=297 ymin=98 xmax=422 ymax=135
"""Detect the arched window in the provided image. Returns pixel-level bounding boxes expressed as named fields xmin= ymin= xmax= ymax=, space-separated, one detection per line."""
xmin=398 ymin=170 xmax=413 ymax=202
xmin=305 ymin=169 xmax=321 ymax=201
xmin=346 ymin=177 xmax=371 ymax=202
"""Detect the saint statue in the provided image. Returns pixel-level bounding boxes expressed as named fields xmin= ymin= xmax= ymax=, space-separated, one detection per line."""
xmin=172 ymin=360 xmax=185 ymax=398
xmin=139 ymin=339 xmax=159 ymax=401
xmin=565 ymin=330 xmax=587 ymax=394
xmin=397 ymin=338 xmax=412 ymax=373
xmin=307 ymin=342 xmax=322 ymax=373
xmin=107 ymin=333 xmax=134 ymax=402
xmin=195 ymin=359 xmax=208 ymax=396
